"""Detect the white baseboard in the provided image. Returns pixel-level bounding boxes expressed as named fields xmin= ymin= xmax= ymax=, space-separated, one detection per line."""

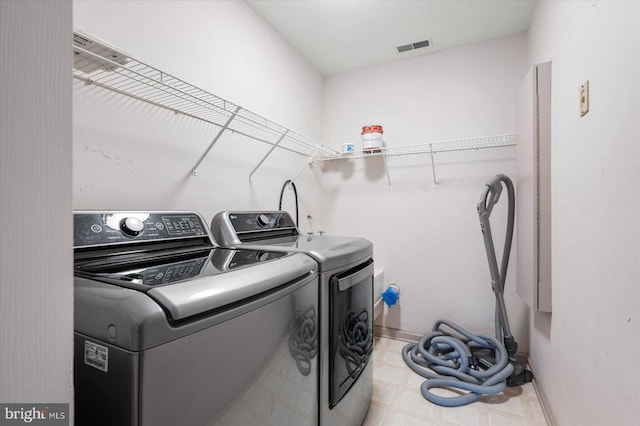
xmin=528 ymin=359 xmax=557 ymax=426
xmin=374 ymin=325 xmax=422 ymax=343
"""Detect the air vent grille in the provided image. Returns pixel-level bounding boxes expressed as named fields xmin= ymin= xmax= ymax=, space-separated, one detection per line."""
xmin=396 ymin=39 xmax=431 ymax=53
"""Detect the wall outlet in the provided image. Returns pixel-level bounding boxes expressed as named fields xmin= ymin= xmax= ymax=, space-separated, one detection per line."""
xmin=580 ymin=80 xmax=589 ymax=116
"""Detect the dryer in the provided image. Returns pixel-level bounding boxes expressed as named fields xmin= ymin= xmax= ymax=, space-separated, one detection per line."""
xmin=211 ymin=211 xmax=374 ymax=426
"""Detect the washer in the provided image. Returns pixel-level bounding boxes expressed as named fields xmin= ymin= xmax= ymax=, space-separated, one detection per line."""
xmin=211 ymin=211 xmax=374 ymax=426
xmin=73 ymin=211 xmax=319 ymax=426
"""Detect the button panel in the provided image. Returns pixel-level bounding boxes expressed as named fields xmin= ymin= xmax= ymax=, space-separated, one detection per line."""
xmin=229 ymin=212 xmax=296 ymax=233
xmin=74 ymin=212 xmax=208 ymax=247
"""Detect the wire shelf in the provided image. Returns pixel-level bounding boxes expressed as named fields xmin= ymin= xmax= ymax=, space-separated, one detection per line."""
xmin=72 ymin=31 xmax=340 ymax=175
xmin=316 ymin=134 xmax=517 ymax=187
xmin=316 ymin=134 xmax=516 ymax=161
xmin=72 ymin=31 xmax=515 ymax=185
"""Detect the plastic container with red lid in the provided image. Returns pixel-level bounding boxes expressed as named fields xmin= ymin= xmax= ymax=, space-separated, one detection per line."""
xmin=361 ymin=125 xmax=383 ymax=153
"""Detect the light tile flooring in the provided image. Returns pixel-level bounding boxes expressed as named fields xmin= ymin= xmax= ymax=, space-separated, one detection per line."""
xmin=363 ymin=337 xmax=548 ymax=426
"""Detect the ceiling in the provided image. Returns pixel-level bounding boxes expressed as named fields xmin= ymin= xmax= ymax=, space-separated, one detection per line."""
xmin=246 ymin=0 xmax=536 ymax=76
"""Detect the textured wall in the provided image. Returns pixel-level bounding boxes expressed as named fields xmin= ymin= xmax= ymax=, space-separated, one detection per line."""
xmin=0 ymin=0 xmax=73 ymax=415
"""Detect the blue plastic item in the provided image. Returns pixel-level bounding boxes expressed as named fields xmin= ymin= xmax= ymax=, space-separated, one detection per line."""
xmin=381 ymin=285 xmax=399 ymax=307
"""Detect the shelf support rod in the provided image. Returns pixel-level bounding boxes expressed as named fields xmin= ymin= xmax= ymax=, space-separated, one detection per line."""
xmin=382 ymin=153 xmax=392 ymax=187
xmin=289 ymin=148 xmax=321 ymax=185
xmin=249 ymin=130 xmax=289 ymax=181
xmin=429 ymin=143 xmax=438 ymax=187
xmin=191 ymin=106 xmax=242 ymax=176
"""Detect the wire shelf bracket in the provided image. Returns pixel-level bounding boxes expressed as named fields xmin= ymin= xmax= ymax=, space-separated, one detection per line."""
xmin=249 ymin=130 xmax=289 ymax=181
xmin=191 ymin=106 xmax=242 ymax=176
xmin=289 ymin=148 xmax=322 ymax=186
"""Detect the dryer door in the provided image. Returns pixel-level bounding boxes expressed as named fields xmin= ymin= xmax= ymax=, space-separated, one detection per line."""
xmin=328 ymin=259 xmax=374 ymax=408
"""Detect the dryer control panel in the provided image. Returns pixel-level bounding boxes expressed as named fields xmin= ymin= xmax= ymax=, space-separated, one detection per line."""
xmin=229 ymin=211 xmax=296 ymax=232
xmin=211 ymin=211 xmax=300 ymax=245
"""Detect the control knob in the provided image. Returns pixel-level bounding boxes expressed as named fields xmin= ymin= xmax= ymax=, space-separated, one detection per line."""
xmin=257 ymin=214 xmax=271 ymax=227
xmin=120 ymin=217 xmax=144 ymax=237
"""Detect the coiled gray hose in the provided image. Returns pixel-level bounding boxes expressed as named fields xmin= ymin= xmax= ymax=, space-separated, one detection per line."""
xmin=402 ymin=320 xmax=514 ymax=407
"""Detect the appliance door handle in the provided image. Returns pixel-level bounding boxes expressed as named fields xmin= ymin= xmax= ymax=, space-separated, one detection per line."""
xmin=337 ymin=260 xmax=374 ymax=292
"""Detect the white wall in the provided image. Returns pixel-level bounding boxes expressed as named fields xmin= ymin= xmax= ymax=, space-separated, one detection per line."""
xmin=73 ymin=0 xmax=324 ymax=228
xmin=15 ymin=3 xmax=637 ymax=424
xmin=0 ymin=0 xmax=73 ymax=414
xmin=526 ymin=1 xmax=640 ymax=425
xmin=321 ymin=34 xmax=530 ymax=349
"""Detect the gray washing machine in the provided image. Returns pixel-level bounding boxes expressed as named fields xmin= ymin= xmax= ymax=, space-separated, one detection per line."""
xmin=73 ymin=211 xmax=319 ymax=426
xmin=211 ymin=211 xmax=374 ymax=426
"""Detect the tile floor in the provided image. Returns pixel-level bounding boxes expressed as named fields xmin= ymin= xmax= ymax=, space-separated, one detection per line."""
xmin=363 ymin=337 xmax=548 ymax=426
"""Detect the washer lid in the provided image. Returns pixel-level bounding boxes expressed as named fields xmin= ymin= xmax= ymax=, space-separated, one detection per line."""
xmin=147 ymin=251 xmax=315 ymax=320
xmin=76 ymin=247 xmax=316 ymax=321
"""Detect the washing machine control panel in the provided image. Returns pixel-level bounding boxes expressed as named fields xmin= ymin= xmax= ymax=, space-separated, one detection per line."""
xmin=74 ymin=211 xmax=210 ymax=247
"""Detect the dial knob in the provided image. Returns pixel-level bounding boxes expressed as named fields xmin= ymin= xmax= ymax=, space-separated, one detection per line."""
xmin=257 ymin=214 xmax=270 ymax=227
xmin=120 ymin=217 xmax=144 ymax=237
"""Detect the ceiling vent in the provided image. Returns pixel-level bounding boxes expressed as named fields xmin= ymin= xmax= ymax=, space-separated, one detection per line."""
xmin=396 ymin=39 xmax=431 ymax=53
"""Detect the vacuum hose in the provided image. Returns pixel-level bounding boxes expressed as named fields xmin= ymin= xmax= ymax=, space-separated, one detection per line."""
xmin=402 ymin=174 xmax=532 ymax=407
xmin=402 ymin=320 xmax=514 ymax=407
xmin=279 ymin=180 xmax=298 ymax=227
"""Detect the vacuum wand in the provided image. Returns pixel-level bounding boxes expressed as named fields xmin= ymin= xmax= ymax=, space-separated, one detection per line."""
xmin=477 ymin=174 xmax=515 ymax=344
xmin=477 ymin=174 xmax=533 ymax=386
